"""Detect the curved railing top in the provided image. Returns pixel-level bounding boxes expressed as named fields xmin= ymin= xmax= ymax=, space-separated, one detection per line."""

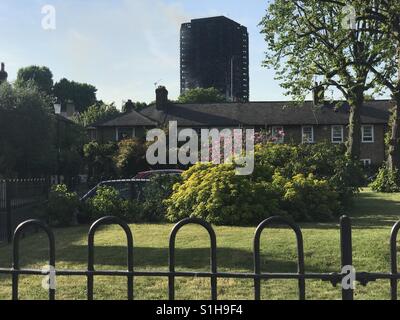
xmin=169 ymin=217 xmax=217 ymax=272
xmin=13 ymin=219 xmax=55 ymax=269
xmin=390 ymin=220 xmax=400 ymax=274
xmin=87 ymin=216 xmax=134 ymax=271
xmin=253 ymin=216 xmax=305 ymax=274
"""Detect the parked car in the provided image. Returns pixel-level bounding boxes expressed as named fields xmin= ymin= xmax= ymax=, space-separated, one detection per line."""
xmin=80 ymin=179 xmax=149 ymax=202
xmin=133 ymin=169 xmax=183 ymax=179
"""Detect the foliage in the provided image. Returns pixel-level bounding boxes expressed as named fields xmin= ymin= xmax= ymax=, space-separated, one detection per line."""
xmin=83 ymin=141 xmax=118 ymax=183
xmin=88 ymin=186 xmax=124 ymax=219
xmin=58 ymin=120 xmax=87 ymax=182
xmin=47 ymin=184 xmax=79 ymax=227
xmin=142 ymin=175 xmax=182 ymax=222
xmin=279 ymin=173 xmax=340 ymax=222
xmin=114 ymin=138 xmax=148 ymax=177
xmin=73 ymin=102 xmax=120 ymax=127
xmin=54 ymin=78 xmax=97 ymax=113
xmin=255 ymin=142 xmax=361 ymax=205
xmin=355 ymin=2 xmax=400 ymax=173
xmin=86 ymin=186 xmax=142 ymax=222
xmin=15 ymin=65 xmax=54 ymax=95
xmin=122 ymin=100 xmax=148 ymax=113
xmin=0 ymin=82 xmax=56 ymax=177
xmin=260 ymin=0 xmax=385 ymax=161
xmin=166 ymin=143 xmax=359 ymax=225
xmin=370 ymin=165 xmax=400 ymax=193
xmin=166 ymin=161 xmax=342 ymax=225
xmin=177 ymin=87 xmax=227 ymax=104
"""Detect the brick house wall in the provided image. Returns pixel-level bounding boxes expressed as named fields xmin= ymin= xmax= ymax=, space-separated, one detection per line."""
xmin=274 ymin=124 xmax=386 ymax=165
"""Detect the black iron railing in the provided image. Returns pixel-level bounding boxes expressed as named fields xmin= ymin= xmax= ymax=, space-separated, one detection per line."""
xmin=0 ymin=179 xmax=49 ymax=243
xmin=0 ymin=215 xmax=399 ymax=300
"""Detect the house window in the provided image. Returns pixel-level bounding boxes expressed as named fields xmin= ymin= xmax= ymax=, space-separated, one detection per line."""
xmin=271 ymin=126 xmax=284 ymax=144
xmin=362 ymin=125 xmax=374 ymax=143
xmin=361 ymin=159 xmax=372 ymax=167
xmin=302 ymin=126 xmax=314 ymax=143
xmin=116 ymin=127 xmax=135 ymax=141
xmin=331 ymin=125 xmax=344 ymax=143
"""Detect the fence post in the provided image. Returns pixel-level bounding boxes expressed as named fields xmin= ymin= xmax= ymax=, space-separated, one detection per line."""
xmin=340 ymin=215 xmax=354 ymax=300
xmin=5 ymin=181 xmax=12 ymax=243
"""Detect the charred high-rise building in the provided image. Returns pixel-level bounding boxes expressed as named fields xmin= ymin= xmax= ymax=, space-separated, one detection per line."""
xmin=180 ymin=16 xmax=249 ymax=102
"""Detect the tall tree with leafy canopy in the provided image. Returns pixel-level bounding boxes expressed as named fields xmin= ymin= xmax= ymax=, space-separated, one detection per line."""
xmin=178 ymin=87 xmax=227 ymax=104
xmin=0 ymin=82 xmax=55 ymax=177
xmin=122 ymin=99 xmax=148 ymax=113
xmin=54 ymin=78 xmax=97 ymax=113
xmin=356 ymin=0 xmax=400 ymax=172
xmin=73 ymin=102 xmax=120 ymax=127
xmin=260 ymin=0 xmax=384 ymax=161
xmin=15 ymin=66 xmax=54 ymax=95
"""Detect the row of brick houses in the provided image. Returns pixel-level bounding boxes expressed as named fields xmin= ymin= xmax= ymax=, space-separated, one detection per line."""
xmin=88 ymin=86 xmax=391 ymax=166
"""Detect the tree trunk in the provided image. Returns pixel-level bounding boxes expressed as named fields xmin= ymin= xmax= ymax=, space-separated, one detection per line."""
xmin=346 ymin=91 xmax=363 ymax=161
xmin=386 ymin=45 xmax=400 ymax=172
xmin=386 ymin=93 xmax=400 ymax=171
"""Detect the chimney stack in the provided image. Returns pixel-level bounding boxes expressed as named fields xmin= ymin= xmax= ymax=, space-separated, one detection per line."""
xmin=0 ymin=62 xmax=8 ymax=83
xmin=156 ymin=86 xmax=168 ymax=110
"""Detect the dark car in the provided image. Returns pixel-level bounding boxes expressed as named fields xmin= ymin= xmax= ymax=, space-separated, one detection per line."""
xmin=133 ymin=169 xmax=183 ymax=180
xmin=80 ymin=179 xmax=149 ymax=202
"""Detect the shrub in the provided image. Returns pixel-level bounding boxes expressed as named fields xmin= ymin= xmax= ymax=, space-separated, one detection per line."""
xmin=166 ymin=163 xmax=284 ymax=225
xmin=141 ymin=174 xmax=182 ymax=222
xmin=88 ymin=186 xmax=122 ymax=219
xmin=114 ymin=138 xmax=147 ymax=177
xmin=83 ymin=141 xmax=118 ymax=184
xmin=279 ymin=173 xmax=341 ymax=222
xmin=166 ymin=143 xmax=355 ymax=225
xmin=47 ymin=184 xmax=79 ymax=227
xmin=255 ymin=142 xmax=361 ymax=207
xmin=86 ymin=186 xmax=143 ymax=222
xmin=370 ymin=165 xmax=400 ymax=192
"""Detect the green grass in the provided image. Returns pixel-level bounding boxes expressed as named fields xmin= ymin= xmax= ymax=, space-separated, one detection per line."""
xmin=0 ymin=188 xmax=399 ymax=300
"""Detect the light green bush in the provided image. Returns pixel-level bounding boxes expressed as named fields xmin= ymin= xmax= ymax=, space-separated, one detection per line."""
xmin=47 ymin=184 xmax=79 ymax=227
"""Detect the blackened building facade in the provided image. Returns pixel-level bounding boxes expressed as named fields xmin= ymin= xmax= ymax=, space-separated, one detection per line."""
xmin=180 ymin=16 xmax=249 ymax=102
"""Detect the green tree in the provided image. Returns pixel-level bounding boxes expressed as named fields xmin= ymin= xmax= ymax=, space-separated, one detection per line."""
xmin=83 ymin=141 xmax=117 ymax=182
xmin=122 ymin=99 xmax=148 ymax=113
xmin=260 ymin=0 xmax=384 ymax=161
xmin=15 ymin=65 xmax=54 ymax=95
xmin=54 ymin=78 xmax=97 ymax=113
xmin=358 ymin=1 xmax=400 ymax=172
xmin=58 ymin=121 xmax=87 ymax=184
xmin=177 ymin=87 xmax=227 ymax=104
xmin=114 ymin=138 xmax=148 ymax=177
xmin=73 ymin=102 xmax=120 ymax=127
xmin=0 ymin=82 xmax=55 ymax=177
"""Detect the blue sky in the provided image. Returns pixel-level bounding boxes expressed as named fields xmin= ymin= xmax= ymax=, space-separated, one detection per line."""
xmin=0 ymin=0 xmax=290 ymax=107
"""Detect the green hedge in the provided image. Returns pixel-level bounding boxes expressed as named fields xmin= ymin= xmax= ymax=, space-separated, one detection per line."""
xmin=165 ymin=143 xmax=360 ymax=225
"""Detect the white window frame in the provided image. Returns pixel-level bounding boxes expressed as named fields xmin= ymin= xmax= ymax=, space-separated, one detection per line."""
xmin=302 ymin=126 xmax=314 ymax=144
xmin=271 ymin=126 xmax=284 ymax=144
xmin=361 ymin=125 xmax=374 ymax=143
xmin=116 ymin=127 xmax=136 ymax=141
xmin=331 ymin=125 xmax=344 ymax=144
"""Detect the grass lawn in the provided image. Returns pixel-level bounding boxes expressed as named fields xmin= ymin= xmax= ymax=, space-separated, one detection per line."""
xmin=0 ymin=188 xmax=399 ymax=300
